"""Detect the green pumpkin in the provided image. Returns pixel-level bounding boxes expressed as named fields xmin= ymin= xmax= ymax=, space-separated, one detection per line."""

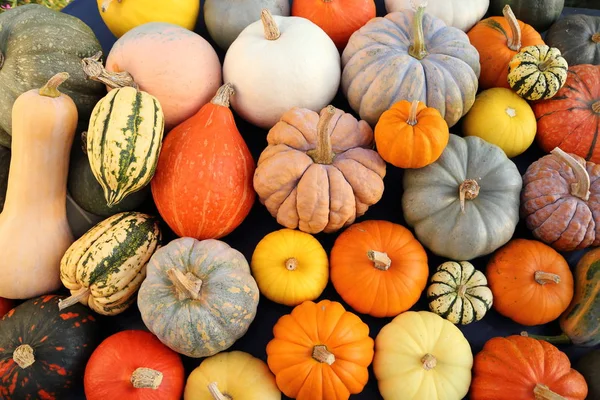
xmin=545 ymin=14 xmax=600 ymax=66
xmin=137 ymin=237 xmax=260 ymax=358
xmin=0 ymin=4 xmax=105 ymax=147
xmin=488 ymin=0 xmax=565 ymax=33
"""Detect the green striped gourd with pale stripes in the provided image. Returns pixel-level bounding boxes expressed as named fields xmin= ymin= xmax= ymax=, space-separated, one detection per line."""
xmin=59 ymin=212 xmax=161 ymax=316
xmin=87 ymin=87 xmax=164 ymax=207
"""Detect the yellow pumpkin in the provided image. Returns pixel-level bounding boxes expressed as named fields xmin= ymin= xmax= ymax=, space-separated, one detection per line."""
xmin=97 ymin=0 xmax=200 ymax=38
xmin=184 ymin=351 xmax=281 ymax=400
xmin=251 ymin=229 xmax=329 ymax=306
xmin=462 ymin=88 xmax=537 ymax=158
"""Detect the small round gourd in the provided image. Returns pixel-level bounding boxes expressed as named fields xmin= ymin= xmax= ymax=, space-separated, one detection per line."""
xmin=427 ymin=261 xmax=493 ymax=325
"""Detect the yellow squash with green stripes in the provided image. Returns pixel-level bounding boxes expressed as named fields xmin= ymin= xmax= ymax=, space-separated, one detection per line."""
xmin=87 ymin=87 xmax=164 ymax=207
xmin=58 ymin=211 xmax=161 ymax=316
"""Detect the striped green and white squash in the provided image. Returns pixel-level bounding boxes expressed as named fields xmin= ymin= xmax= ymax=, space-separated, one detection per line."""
xmin=427 ymin=261 xmax=493 ymax=325
xmin=58 ymin=211 xmax=161 ymax=316
xmin=508 ymin=45 xmax=569 ymax=101
xmin=87 ymin=87 xmax=164 ymax=207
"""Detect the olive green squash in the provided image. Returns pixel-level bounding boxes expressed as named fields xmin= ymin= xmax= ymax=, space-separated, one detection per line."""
xmin=402 ymin=134 xmax=523 ymax=261
xmin=576 ymin=350 xmax=600 ymax=400
xmin=488 ymin=0 xmax=564 ymax=33
xmin=545 ymin=14 xmax=600 ymax=66
xmin=137 ymin=237 xmax=260 ymax=358
xmin=0 ymin=4 xmax=105 ymax=148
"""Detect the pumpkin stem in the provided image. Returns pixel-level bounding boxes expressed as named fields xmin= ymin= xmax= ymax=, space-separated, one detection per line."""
xmin=285 ymin=258 xmax=298 ymax=271
xmin=167 ymin=268 xmax=203 ymax=300
xmin=312 ymin=345 xmax=335 ymax=365
xmin=307 ymin=105 xmax=337 ymax=165
xmin=367 ymin=250 xmax=392 ymax=271
xmin=592 ymin=101 xmax=600 ymax=114
xmin=81 ymin=51 xmax=139 ymax=90
xmin=534 ymin=271 xmax=561 ymax=285
xmin=130 ymin=367 xmax=163 ymax=390
xmin=407 ymin=100 xmax=420 ymax=126
xmin=261 ymin=9 xmax=281 ymax=40
xmin=38 ymin=72 xmax=70 ymax=98
xmin=421 ymin=353 xmax=437 ymax=370
xmin=457 ymin=285 xmax=468 ymax=297
xmin=13 ymin=344 xmax=35 ymax=369
xmin=592 ymin=33 xmax=600 ymax=44
xmin=538 ymin=57 xmax=554 ymax=72
xmin=408 ymin=6 xmax=428 ymax=60
xmin=58 ymin=288 xmax=90 ymax=311
xmin=550 ymin=147 xmax=590 ymax=201
xmin=101 ymin=0 xmax=112 ymax=12
xmin=211 ymin=83 xmax=235 ymax=108
xmin=533 ymin=383 xmax=567 ymax=400
xmin=503 ymin=5 xmax=522 ymax=51
xmin=459 ymin=179 xmax=480 ymax=213
xmin=208 ymin=382 xmax=232 ymax=400
xmin=520 ymin=331 xmax=572 ymax=345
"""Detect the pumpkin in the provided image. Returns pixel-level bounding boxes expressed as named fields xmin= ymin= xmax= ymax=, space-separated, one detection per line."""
xmin=470 ymin=335 xmax=588 ymax=400
xmin=0 ymin=146 xmax=10 ymax=212
xmin=0 ymin=297 xmax=13 ymax=317
xmin=532 ymin=64 xmax=600 ymax=164
xmin=488 ymin=0 xmax=565 ymax=33
xmin=204 ymin=0 xmax=290 ymax=50
xmin=104 ymin=22 xmax=221 ymax=130
xmin=486 ymin=239 xmax=574 ymax=326
xmin=402 ymin=134 xmax=522 ymax=261
xmin=342 ymin=5 xmax=480 ymax=128
xmin=374 ymin=100 xmax=449 ymax=169
xmin=520 ymin=147 xmax=600 ymax=252
xmin=151 ymin=84 xmax=255 ymax=240
xmin=329 ymin=220 xmax=429 ymax=317
xmin=0 ymin=73 xmax=76 ymax=299
xmin=184 ymin=351 xmax=280 ymax=400
xmin=223 ymin=10 xmax=340 ymax=130
xmin=253 ymin=105 xmax=386 ymax=234
xmin=427 ymin=261 xmax=493 ymax=325
xmin=84 ymin=330 xmax=185 ymax=400
xmin=137 ymin=237 xmax=260 ymax=358
xmin=0 ymin=295 xmax=100 ymax=400
xmin=0 ymin=4 xmax=104 ymax=148
xmin=462 ymin=88 xmax=537 ymax=158
xmin=58 ymin=212 xmax=161 ymax=316
xmin=467 ymin=5 xmax=544 ymax=90
xmin=576 ymin=350 xmax=600 ymax=400
xmin=545 ymin=14 xmax=600 ymax=66
xmin=373 ymin=311 xmax=473 ymax=400
xmin=384 ymin=0 xmax=489 ymax=32
xmin=291 ymin=0 xmax=376 ymax=50
xmin=266 ymin=300 xmax=374 ymax=400
xmin=97 ymin=0 xmax=199 ymax=38
xmin=250 ymin=228 xmax=329 ymax=307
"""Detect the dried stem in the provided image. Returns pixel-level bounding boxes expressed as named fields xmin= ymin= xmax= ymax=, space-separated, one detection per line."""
xmin=131 ymin=367 xmax=163 ymax=390
xmin=13 ymin=344 xmax=35 ymax=369
xmin=39 ymin=72 xmax=70 ymax=98
xmin=307 ymin=106 xmax=337 ymax=165
xmin=533 ymin=383 xmax=567 ymax=400
xmin=592 ymin=33 xmax=600 ymax=44
xmin=261 ymin=9 xmax=281 ymax=40
xmin=503 ymin=5 xmax=522 ymax=51
xmin=551 ymin=147 xmax=590 ymax=201
xmin=81 ymin=51 xmax=138 ymax=90
xmin=407 ymin=100 xmax=420 ymax=126
xmin=421 ymin=354 xmax=437 ymax=370
xmin=211 ymin=83 xmax=235 ymax=108
xmin=534 ymin=271 xmax=561 ymax=285
xmin=459 ymin=179 xmax=480 ymax=213
xmin=58 ymin=289 xmax=90 ymax=311
xmin=285 ymin=258 xmax=298 ymax=271
xmin=592 ymin=101 xmax=600 ymax=114
xmin=167 ymin=268 xmax=203 ymax=300
xmin=312 ymin=345 xmax=335 ymax=365
xmin=207 ymin=382 xmax=231 ymax=400
xmin=367 ymin=250 xmax=392 ymax=271
xmin=408 ymin=6 xmax=428 ymax=59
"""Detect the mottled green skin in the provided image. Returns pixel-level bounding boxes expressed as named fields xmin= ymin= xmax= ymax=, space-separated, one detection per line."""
xmin=0 ymin=4 xmax=105 ymax=147
xmin=0 ymin=146 xmax=9 ymax=212
xmin=138 ymin=237 xmax=260 ymax=358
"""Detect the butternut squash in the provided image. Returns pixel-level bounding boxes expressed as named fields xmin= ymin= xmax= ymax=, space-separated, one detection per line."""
xmin=0 ymin=73 xmax=77 ymax=299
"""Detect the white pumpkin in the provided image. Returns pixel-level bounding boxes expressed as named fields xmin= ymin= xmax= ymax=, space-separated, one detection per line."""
xmin=223 ymin=10 xmax=341 ymax=130
xmin=384 ymin=0 xmax=490 ymax=32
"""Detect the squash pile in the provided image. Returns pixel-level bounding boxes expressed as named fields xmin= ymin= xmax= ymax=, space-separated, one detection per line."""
xmin=1 ymin=1 xmax=600 ymax=399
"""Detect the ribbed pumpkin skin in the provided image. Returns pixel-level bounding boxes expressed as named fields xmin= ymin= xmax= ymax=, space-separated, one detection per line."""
xmin=341 ymin=8 xmax=480 ymax=128
xmin=60 ymin=212 xmax=161 ymax=316
xmin=0 ymin=295 xmax=100 ymax=400
xmin=138 ymin=237 xmax=260 ymax=358
xmin=0 ymin=4 xmax=105 ymax=148
xmin=87 ymin=87 xmax=164 ymax=207
xmin=545 ymin=14 xmax=600 ymax=66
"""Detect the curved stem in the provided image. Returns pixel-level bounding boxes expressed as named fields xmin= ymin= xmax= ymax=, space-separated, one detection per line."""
xmin=312 ymin=345 xmax=335 ymax=365
xmin=421 ymin=353 xmax=437 ymax=370
xmin=261 ymin=9 xmax=281 ymax=40
xmin=593 ymin=101 xmax=600 ymax=114
xmin=503 ymin=5 xmax=522 ymax=51
xmin=307 ymin=106 xmax=336 ymax=165
xmin=208 ymin=382 xmax=231 ymax=400
xmin=167 ymin=268 xmax=203 ymax=300
xmin=551 ymin=147 xmax=590 ymax=201
xmin=13 ymin=344 xmax=35 ymax=369
xmin=534 ymin=383 xmax=567 ymax=400
xmin=406 ymin=100 xmax=420 ymax=126
xmin=58 ymin=289 xmax=90 ymax=311
xmin=592 ymin=33 xmax=600 ymax=44
xmin=534 ymin=271 xmax=561 ymax=285
xmin=367 ymin=250 xmax=392 ymax=271
xmin=520 ymin=331 xmax=571 ymax=345
xmin=81 ymin=51 xmax=138 ymax=90
xmin=408 ymin=6 xmax=427 ymax=60
xmin=131 ymin=367 xmax=163 ymax=390
xmin=211 ymin=83 xmax=234 ymax=108
xmin=459 ymin=179 xmax=480 ymax=213
xmin=39 ymin=72 xmax=70 ymax=98
xmin=285 ymin=258 xmax=298 ymax=271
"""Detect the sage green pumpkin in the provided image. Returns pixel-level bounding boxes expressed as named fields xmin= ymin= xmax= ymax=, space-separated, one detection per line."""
xmin=402 ymin=134 xmax=523 ymax=261
xmin=341 ymin=6 xmax=480 ymax=127
xmin=137 ymin=237 xmax=260 ymax=358
xmin=488 ymin=0 xmax=564 ymax=33
xmin=545 ymin=14 xmax=600 ymax=66
xmin=0 ymin=4 xmax=105 ymax=148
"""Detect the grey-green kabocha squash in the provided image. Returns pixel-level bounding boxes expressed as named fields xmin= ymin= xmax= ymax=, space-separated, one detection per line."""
xmin=204 ymin=0 xmax=290 ymax=50
xmin=0 ymin=4 xmax=105 ymax=148
xmin=402 ymin=134 xmax=523 ymax=261
xmin=488 ymin=0 xmax=564 ymax=33
xmin=545 ymin=14 xmax=600 ymax=66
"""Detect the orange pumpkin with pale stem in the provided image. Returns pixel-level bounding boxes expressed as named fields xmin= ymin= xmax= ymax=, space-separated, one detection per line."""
xmin=467 ymin=5 xmax=544 ymax=90
xmin=471 ymin=335 xmax=588 ymax=400
xmin=266 ymin=300 xmax=374 ymax=400
xmin=330 ymin=220 xmax=429 ymax=317
xmin=486 ymin=239 xmax=574 ymax=326
xmin=375 ymin=100 xmax=449 ymax=169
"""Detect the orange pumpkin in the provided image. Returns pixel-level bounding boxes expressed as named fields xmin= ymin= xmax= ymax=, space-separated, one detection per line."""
xmin=471 ymin=335 xmax=588 ymax=400
xmin=486 ymin=239 xmax=574 ymax=326
xmin=330 ymin=220 xmax=429 ymax=317
xmin=467 ymin=5 xmax=544 ymax=90
xmin=374 ymin=100 xmax=449 ymax=169
xmin=266 ymin=300 xmax=374 ymax=400
xmin=291 ymin=0 xmax=376 ymax=50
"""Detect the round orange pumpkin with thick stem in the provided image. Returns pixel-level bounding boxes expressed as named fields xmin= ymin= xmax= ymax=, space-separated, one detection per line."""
xmin=330 ymin=220 xmax=429 ymax=317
